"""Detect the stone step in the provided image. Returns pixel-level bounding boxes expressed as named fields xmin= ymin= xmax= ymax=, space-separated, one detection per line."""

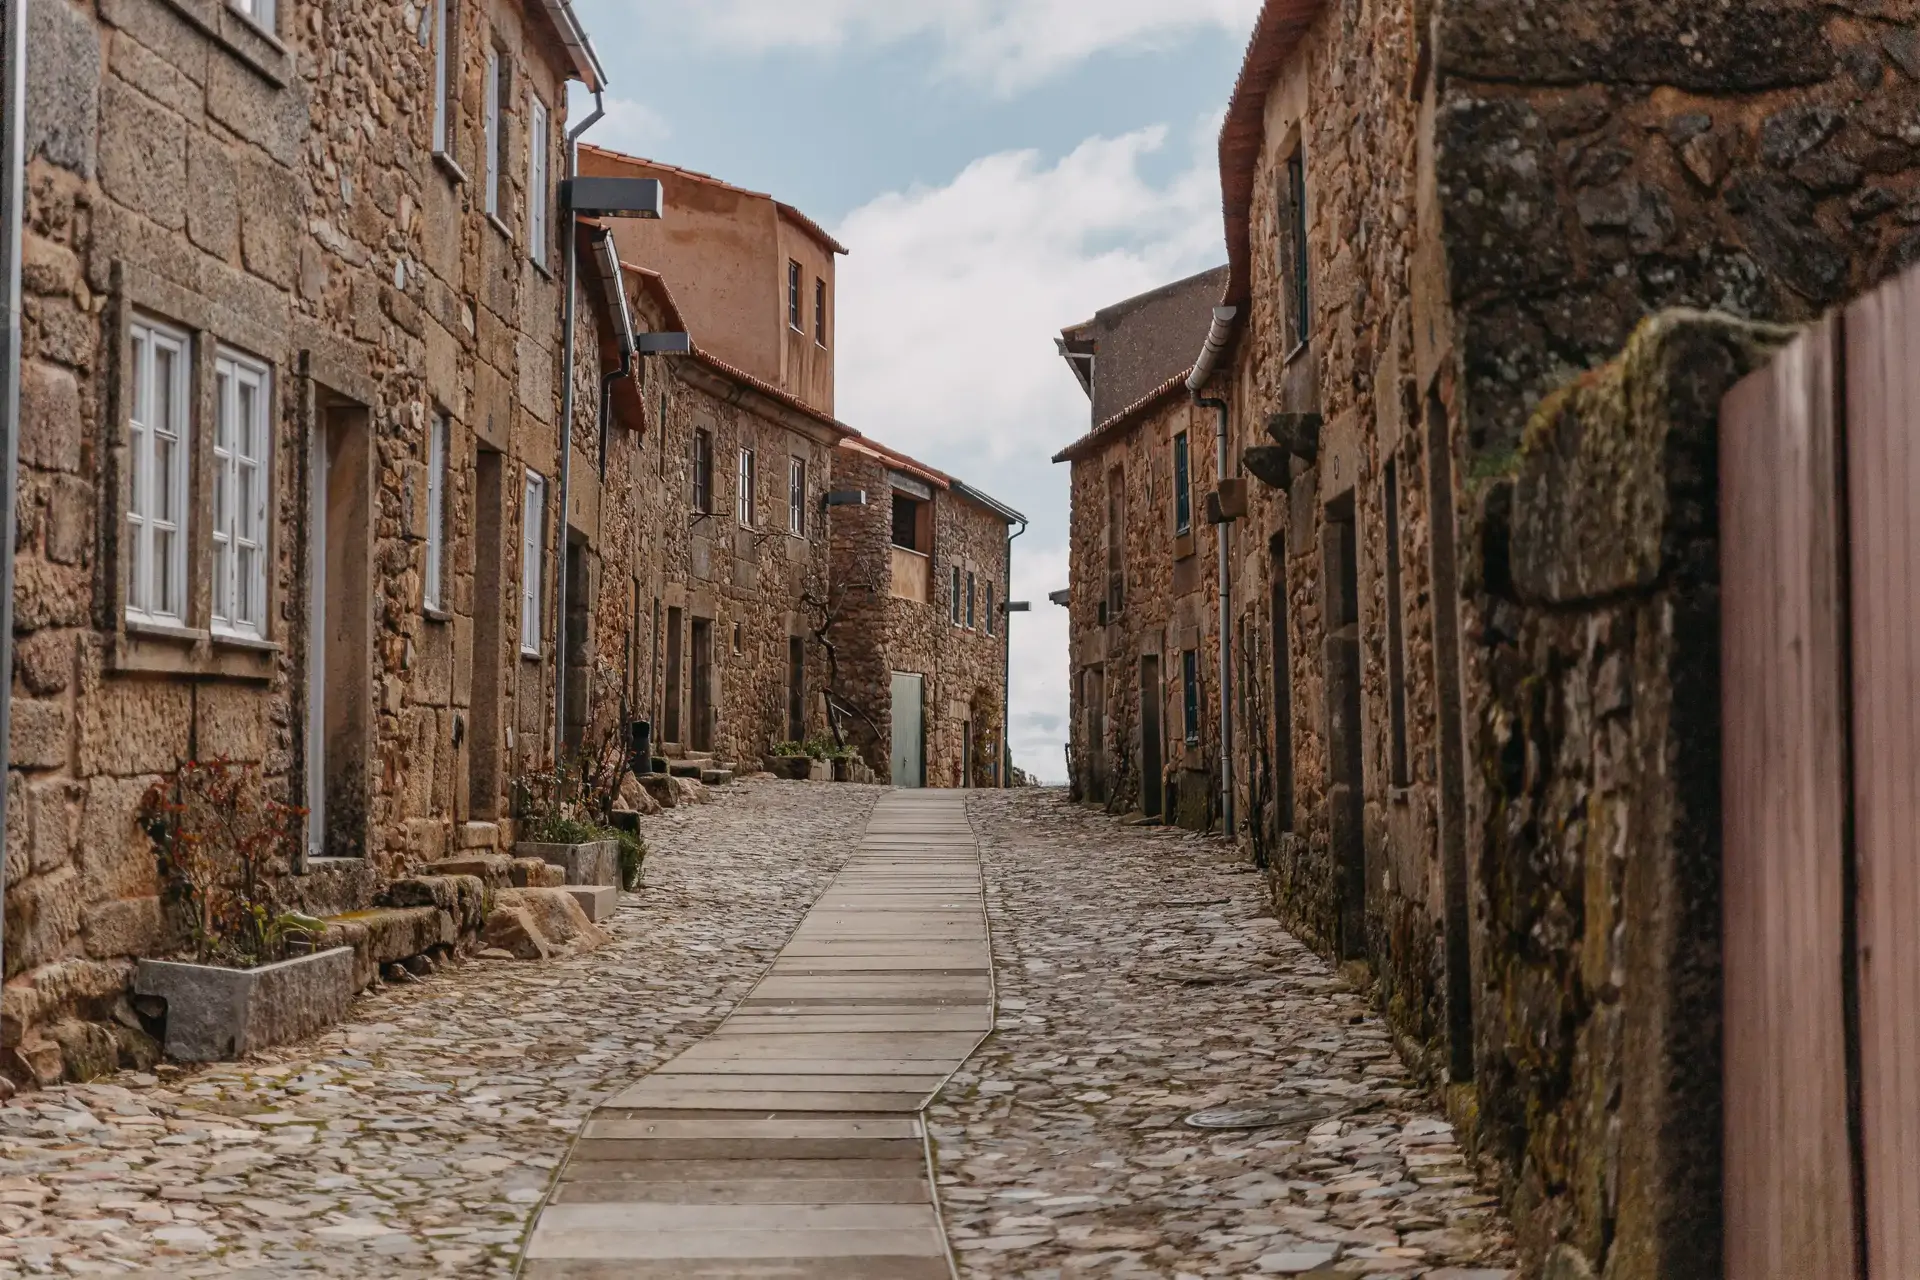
xmin=512 ymin=857 xmax=568 ymax=888
xmin=564 ymin=885 xmax=619 ymax=922
xmin=701 ymin=768 xmax=736 ymax=787
xmin=428 ymin=854 xmax=513 ymax=889
xmin=668 ymin=760 xmax=707 ymax=779
xmin=458 ymin=821 xmax=500 ymax=851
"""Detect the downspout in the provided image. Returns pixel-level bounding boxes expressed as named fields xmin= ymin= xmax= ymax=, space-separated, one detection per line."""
xmin=0 ymin=0 xmax=28 ymax=999
xmin=551 ymin=89 xmax=605 ymax=765
xmin=1002 ymin=517 xmax=1026 ymax=787
xmin=1188 ymin=307 xmax=1237 ymax=840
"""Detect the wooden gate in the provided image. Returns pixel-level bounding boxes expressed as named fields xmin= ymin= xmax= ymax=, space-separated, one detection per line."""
xmin=1721 ymin=265 xmax=1920 ymax=1277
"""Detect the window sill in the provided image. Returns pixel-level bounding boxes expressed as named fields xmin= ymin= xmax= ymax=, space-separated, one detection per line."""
xmin=1284 ymin=339 xmax=1312 ymax=367
xmin=1389 ymin=785 xmax=1415 ymax=805
xmin=530 ymin=256 xmax=553 ymax=281
xmin=113 ymin=621 xmax=277 ymax=682
xmin=152 ymin=0 xmax=291 ymax=88
xmin=424 ymin=605 xmax=454 ymax=624
xmin=304 ymin=856 xmax=367 ymax=873
xmin=520 ymin=648 xmax=543 ymax=662
xmin=433 ymin=151 xmax=469 ymax=186
xmin=487 ymin=212 xmax=514 ymax=242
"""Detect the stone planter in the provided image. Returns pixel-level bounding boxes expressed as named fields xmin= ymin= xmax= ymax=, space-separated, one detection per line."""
xmin=134 ymin=947 xmax=356 ymax=1062
xmin=517 ymin=840 xmax=619 ymax=887
xmin=808 ymin=758 xmax=833 ymax=782
xmin=767 ymin=755 xmax=812 ymax=780
xmin=832 ymin=758 xmax=853 ymax=782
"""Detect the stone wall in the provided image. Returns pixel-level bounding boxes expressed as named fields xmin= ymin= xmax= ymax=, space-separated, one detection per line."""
xmin=1062 ymin=392 xmax=1224 ymax=828
xmin=1469 ymin=312 xmax=1787 ymax=1279
xmin=5 ymin=0 xmax=598 ymax=1084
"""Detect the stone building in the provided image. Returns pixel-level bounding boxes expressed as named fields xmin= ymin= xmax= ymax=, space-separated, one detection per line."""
xmin=1054 ymin=267 xmax=1230 ymax=828
xmin=612 ymin=263 xmax=850 ymax=767
xmin=828 ymin=436 xmax=1022 ymax=789
xmin=4 ymin=0 xmax=627 ymax=1083
xmin=1061 ymin=0 xmax=1920 ymax=1273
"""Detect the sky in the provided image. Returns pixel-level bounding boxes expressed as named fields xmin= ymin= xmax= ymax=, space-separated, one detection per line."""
xmin=569 ymin=0 xmax=1255 ymax=784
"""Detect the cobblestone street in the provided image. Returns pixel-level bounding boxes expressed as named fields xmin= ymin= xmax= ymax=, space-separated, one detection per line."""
xmin=0 ymin=782 xmax=1517 ymax=1277
xmin=935 ymin=789 xmax=1515 ymax=1278
xmin=0 ymin=779 xmax=879 ymax=1277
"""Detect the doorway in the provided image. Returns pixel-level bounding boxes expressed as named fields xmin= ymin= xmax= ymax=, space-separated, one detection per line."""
xmin=787 ymin=636 xmax=805 ymax=743
xmin=962 ymin=719 xmax=973 ymax=788
xmin=1269 ymin=532 xmax=1295 ymax=833
xmin=663 ymin=606 xmax=683 ymax=745
xmin=307 ymin=401 xmax=372 ymax=860
xmin=1083 ymin=666 xmax=1107 ymax=805
xmin=468 ymin=449 xmax=506 ymax=819
xmin=890 ymin=672 xmax=924 ymax=787
xmin=562 ymin=537 xmax=591 ymax=754
xmin=1324 ymin=491 xmax=1367 ymax=958
xmin=690 ymin=617 xmax=714 ymax=753
xmin=1140 ymin=654 xmax=1164 ymax=820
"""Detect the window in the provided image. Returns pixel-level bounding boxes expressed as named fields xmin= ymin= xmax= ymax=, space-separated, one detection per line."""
xmin=732 ymin=622 xmax=743 ymax=654
xmin=424 ymin=414 xmax=449 ymax=612
xmin=736 ymin=447 xmax=756 ymax=526
xmin=483 ymin=49 xmax=506 ymax=218
xmin=814 ymin=279 xmax=827 ymax=347
xmin=212 ymin=350 xmax=271 ymax=640
xmin=126 ymin=318 xmax=191 ymax=626
xmin=892 ymin=493 xmax=924 ymax=551
xmin=1173 ymin=431 xmax=1192 ymax=535
xmin=431 ymin=0 xmax=455 ymax=159
xmin=230 ymin=0 xmax=274 ymax=30
xmin=1182 ymin=649 xmax=1201 ymax=744
xmin=986 ymin=583 xmax=995 ymax=637
xmin=788 ymin=456 xmax=807 ymax=536
xmin=691 ymin=428 xmax=713 ymax=513
xmin=520 ymin=471 xmax=545 ymax=655
xmin=966 ymin=572 xmax=976 ymax=629
xmin=1106 ymin=464 xmax=1125 ymax=619
xmin=1384 ymin=460 xmax=1410 ymax=787
xmin=1285 ymin=148 xmax=1311 ymax=348
xmin=950 ymin=565 xmax=962 ymax=625
xmin=787 ymin=261 xmax=802 ymax=331
xmin=527 ymin=96 xmax=549 ymax=268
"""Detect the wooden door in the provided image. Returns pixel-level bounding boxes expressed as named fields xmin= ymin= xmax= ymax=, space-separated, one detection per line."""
xmin=890 ymin=672 xmax=924 ymax=787
xmin=690 ymin=618 xmax=713 ymax=753
xmin=1140 ymin=655 xmax=1163 ymax=819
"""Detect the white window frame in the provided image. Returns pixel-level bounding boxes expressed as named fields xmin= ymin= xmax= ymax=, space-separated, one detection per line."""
xmin=482 ymin=48 xmax=502 ymax=217
xmin=431 ymin=0 xmax=453 ymax=158
xmin=211 ymin=349 xmax=272 ymax=641
xmin=736 ymin=447 xmax=756 ymax=527
xmin=126 ymin=317 xmax=192 ymax=628
xmin=527 ymin=95 xmax=550 ymax=269
xmin=787 ymin=261 xmax=802 ymax=331
xmin=521 ymin=470 xmax=545 ymax=655
xmin=229 ymin=0 xmax=274 ymax=32
xmin=788 ymin=456 xmax=806 ymax=537
xmin=424 ymin=414 xmax=448 ymax=612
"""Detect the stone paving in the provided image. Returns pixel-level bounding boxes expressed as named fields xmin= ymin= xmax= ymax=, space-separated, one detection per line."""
xmin=933 ymin=788 xmax=1517 ymax=1278
xmin=0 ymin=778 xmax=881 ymax=1278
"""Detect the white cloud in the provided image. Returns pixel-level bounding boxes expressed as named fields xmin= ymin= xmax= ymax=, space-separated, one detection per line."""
xmin=829 ymin=121 xmax=1227 ymax=784
xmin=682 ymin=0 xmax=1262 ymax=94
xmin=578 ymin=94 xmax=672 ymax=154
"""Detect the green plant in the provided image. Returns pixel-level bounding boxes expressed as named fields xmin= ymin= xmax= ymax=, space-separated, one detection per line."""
xmin=770 ymin=741 xmax=810 ymax=758
xmin=140 ymin=760 xmax=323 ymax=969
xmin=617 ymin=829 xmax=646 ymax=891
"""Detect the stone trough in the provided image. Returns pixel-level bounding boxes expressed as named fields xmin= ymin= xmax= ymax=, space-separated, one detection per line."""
xmin=134 ymin=947 xmax=356 ymax=1063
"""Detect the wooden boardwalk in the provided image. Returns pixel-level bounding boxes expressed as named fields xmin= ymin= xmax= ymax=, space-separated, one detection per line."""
xmin=521 ymin=790 xmax=991 ymax=1278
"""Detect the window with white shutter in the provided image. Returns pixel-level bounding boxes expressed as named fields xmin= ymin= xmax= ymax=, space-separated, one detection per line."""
xmin=212 ymin=349 xmax=271 ymax=640
xmin=527 ymin=96 xmax=549 ymax=268
xmin=424 ymin=414 xmax=448 ymax=612
xmin=737 ymin=447 xmax=756 ymax=527
xmin=483 ymin=49 xmax=502 ymax=218
xmin=521 ymin=470 xmax=544 ymax=655
xmin=788 ymin=456 xmax=806 ymax=537
xmin=127 ymin=318 xmax=191 ymax=626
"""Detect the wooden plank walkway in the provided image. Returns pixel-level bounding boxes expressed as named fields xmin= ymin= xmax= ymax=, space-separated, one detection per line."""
xmin=520 ymin=790 xmax=990 ymax=1279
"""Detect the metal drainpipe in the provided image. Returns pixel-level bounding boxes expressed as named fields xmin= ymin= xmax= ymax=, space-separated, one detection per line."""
xmin=551 ymin=89 xmax=604 ymax=766
xmin=1196 ymin=394 xmax=1235 ymax=840
xmin=1002 ymin=518 xmax=1026 ymax=787
xmin=0 ymin=0 xmax=29 ymax=991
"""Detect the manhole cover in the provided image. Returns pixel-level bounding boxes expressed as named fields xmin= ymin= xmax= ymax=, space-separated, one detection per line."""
xmin=1183 ymin=1097 xmax=1348 ymax=1131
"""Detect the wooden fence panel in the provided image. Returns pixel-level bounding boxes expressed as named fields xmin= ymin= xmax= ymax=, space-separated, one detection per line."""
xmin=1720 ymin=318 xmax=1859 ymax=1280
xmin=1845 ymin=266 xmax=1920 ymax=1279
